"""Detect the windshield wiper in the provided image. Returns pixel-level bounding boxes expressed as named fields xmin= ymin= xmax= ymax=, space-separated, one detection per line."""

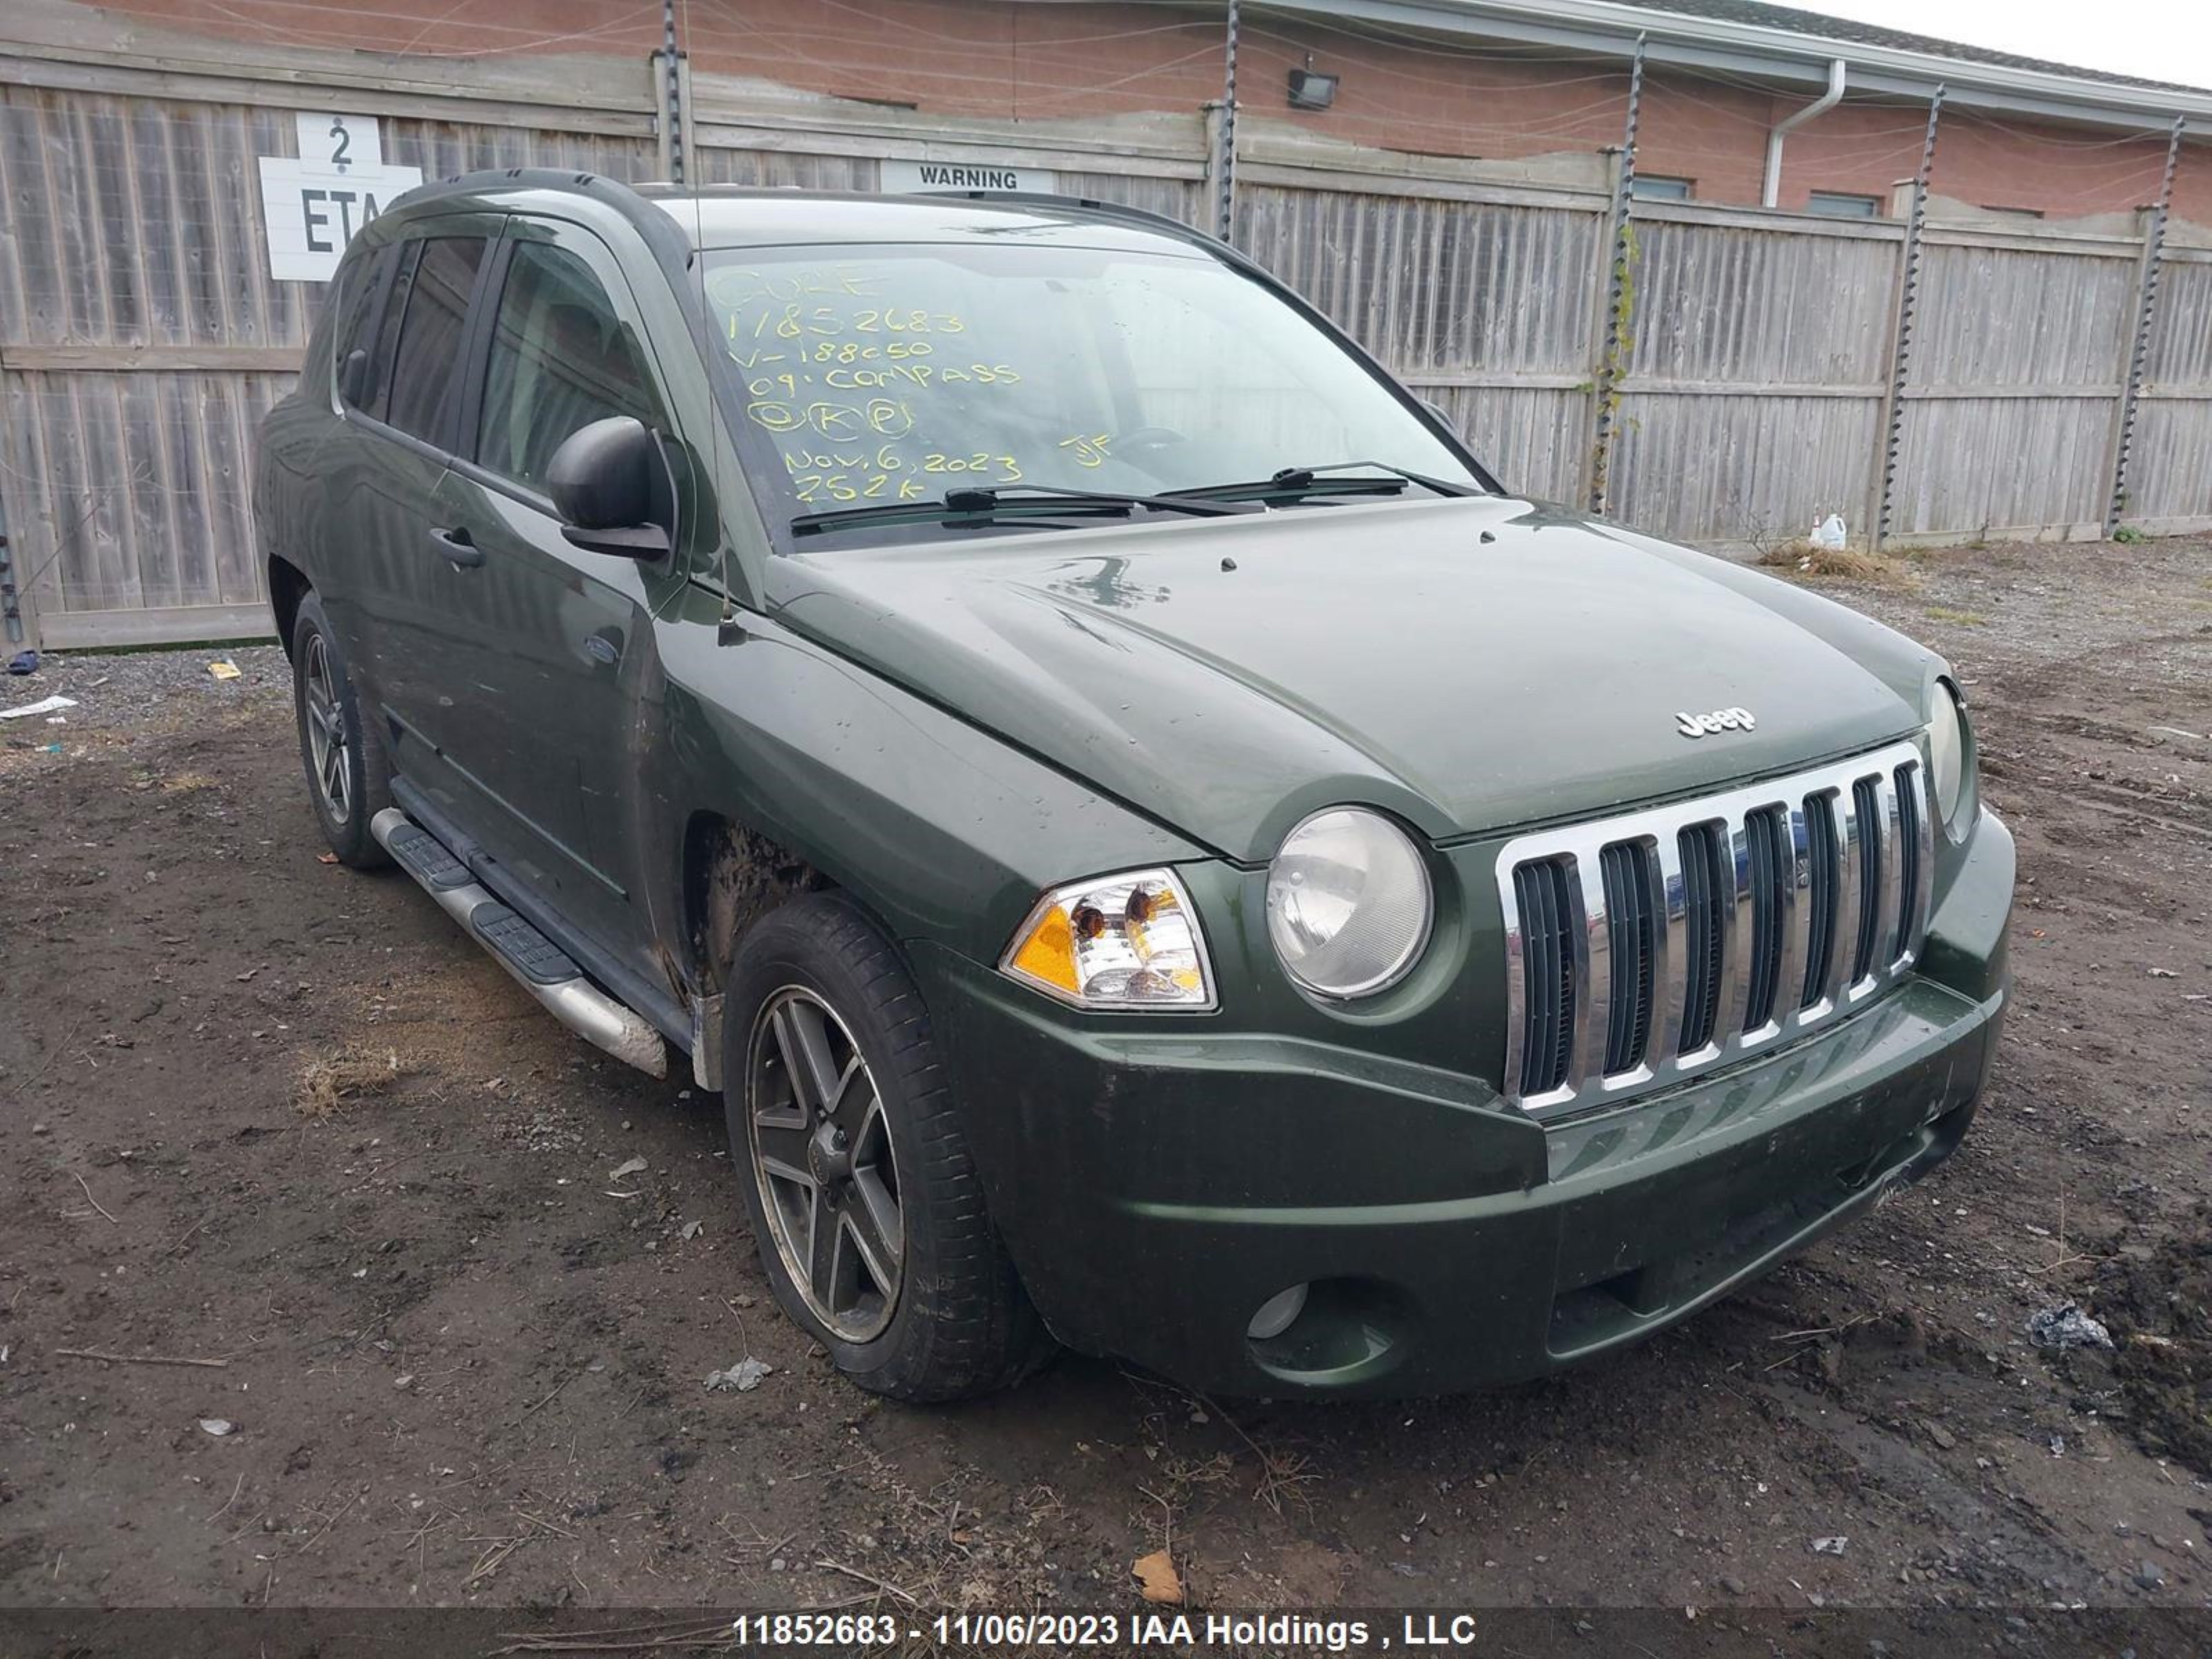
xmin=1165 ymin=460 xmax=1480 ymax=504
xmin=792 ymin=483 xmax=1244 ymax=538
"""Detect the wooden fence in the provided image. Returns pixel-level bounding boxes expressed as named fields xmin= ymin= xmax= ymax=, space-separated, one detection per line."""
xmin=1 ymin=10 xmax=2206 ymax=648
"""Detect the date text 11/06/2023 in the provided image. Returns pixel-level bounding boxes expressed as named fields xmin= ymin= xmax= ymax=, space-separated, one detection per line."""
xmin=724 ymin=1612 xmax=1486 ymax=1649
xmin=707 ymin=261 xmax=1117 ymax=505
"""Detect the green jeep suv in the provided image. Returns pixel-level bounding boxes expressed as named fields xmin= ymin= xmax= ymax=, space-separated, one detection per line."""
xmin=253 ymin=171 xmax=2012 ymax=1401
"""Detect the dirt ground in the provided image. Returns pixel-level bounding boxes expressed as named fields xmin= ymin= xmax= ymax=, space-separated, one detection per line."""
xmin=1 ymin=534 xmax=2208 ymax=1620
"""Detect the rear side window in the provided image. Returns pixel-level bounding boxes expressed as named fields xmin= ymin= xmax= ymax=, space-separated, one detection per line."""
xmin=382 ymin=236 xmax=489 ymax=446
xmin=475 ymin=241 xmax=662 ymax=489
xmin=332 ymin=243 xmax=398 ymax=413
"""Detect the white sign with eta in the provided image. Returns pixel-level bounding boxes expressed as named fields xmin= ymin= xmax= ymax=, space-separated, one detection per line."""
xmin=256 ymin=113 xmax=422 ymax=283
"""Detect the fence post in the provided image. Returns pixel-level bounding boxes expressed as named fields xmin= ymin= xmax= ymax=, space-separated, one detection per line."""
xmin=1871 ymin=84 xmax=1944 ymax=550
xmin=0 ymin=371 xmax=32 ymax=650
xmin=653 ymin=0 xmax=686 ymax=185
xmin=1210 ymin=0 xmax=1242 ymax=243
xmin=1585 ymin=33 xmax=1646 ymax=517
xmin=0 ymin=529 xmax=21 ymax=650
xmin=2105 ymin=116 xmax=2186 ymax=538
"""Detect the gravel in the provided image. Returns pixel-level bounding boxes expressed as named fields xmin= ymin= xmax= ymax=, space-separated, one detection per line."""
xmin=1 ymin=643 xmax=289 ymax=740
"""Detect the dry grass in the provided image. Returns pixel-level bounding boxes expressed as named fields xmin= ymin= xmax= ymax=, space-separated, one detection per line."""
xmin=1753 ymin=536 xmax=1915 ymax=585
xmin=294 ymin=1047 xmax=404 ymax=1119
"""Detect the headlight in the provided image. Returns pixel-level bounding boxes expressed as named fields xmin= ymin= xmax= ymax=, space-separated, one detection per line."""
xmin=1926 ymin=681 xmax=1971 ymax=836
xmin=1266 ymin=807 xmax=1432 ymax=999
xmin=1001 ymin=869 xmax=1214 ymax=1010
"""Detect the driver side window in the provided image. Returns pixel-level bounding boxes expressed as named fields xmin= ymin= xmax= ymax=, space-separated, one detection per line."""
xmin=476 ymin=240 xmax=662 ymax=490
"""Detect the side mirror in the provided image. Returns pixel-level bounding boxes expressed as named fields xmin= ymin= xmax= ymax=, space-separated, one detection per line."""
xmin=546 ymin=416 xmax=672 ymax=559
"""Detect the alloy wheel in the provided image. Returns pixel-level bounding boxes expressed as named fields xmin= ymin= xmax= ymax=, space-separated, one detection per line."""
xmin=302 ymin=632 xmax=351 ymax=824
xmin=744 ymin=986 xmax=904 ymax=1342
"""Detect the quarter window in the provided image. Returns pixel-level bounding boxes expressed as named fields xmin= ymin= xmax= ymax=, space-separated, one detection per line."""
xmin=331 ymin=243 xmax=398 ymax=413
xmin=476 ymin=242 xmax=662 ymax=489
xmin=382 ymin=236 xmax=489 ymax=446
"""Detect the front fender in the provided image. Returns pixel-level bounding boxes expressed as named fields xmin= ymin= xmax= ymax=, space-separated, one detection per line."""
xmin=641 ymin=587 xmax=1208 ymax=978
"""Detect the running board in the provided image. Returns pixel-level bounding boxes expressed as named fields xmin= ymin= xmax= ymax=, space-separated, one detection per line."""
xmin=369 ymin=807 xmax=668 ymax=1078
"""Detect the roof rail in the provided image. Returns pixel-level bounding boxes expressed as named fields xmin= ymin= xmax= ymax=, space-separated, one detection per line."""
xmin=395 ymin=165 xmax=655 ymax=221
xmin=391 ymin=171 xmax=1215 ymax=247
xmin=380 ymin=173 xmax=1227 ymax=282
xmin=384 ymin=166 xmax=697 ymax=288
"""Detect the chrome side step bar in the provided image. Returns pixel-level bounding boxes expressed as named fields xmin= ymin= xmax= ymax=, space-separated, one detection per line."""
xmin=369 ymin=807 xmax=668 ymax=1078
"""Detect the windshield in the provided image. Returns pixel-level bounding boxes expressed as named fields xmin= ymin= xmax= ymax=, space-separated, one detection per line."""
xmin=700 ymin=241 xmax=1480 ymax=534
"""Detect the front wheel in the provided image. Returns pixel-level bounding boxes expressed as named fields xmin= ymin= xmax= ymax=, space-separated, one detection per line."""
xmin=290 ymin=592 xmax=391 ymax=868
xmin=724 ymin=894 xmax=1051 ymax=1400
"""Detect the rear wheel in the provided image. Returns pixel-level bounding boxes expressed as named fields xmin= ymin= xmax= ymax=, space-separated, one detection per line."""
xmin=290 ymin=592 xmax=391 ymax=868
xmin=724 ymin=893 xmax=1052 ymax=1400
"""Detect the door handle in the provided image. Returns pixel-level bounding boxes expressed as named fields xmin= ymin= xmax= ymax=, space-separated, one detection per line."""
xmin=429 ymin=526 xmax=482 ymax=568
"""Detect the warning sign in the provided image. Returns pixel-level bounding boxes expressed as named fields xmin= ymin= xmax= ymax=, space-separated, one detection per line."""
xmin=256 ymin=114 xmax=422 ymax=283
xmin=880 ymin=158 xmax=1058 ymax=196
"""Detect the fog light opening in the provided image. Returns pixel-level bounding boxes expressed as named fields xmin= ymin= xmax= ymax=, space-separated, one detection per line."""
xmin=1245 ymin=1283 xmax=1310 ymax=1342
xmin=1244 ymin=1277 xmax=1409 ymax=1385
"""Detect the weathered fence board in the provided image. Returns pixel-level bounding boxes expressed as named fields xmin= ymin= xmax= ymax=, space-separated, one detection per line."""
xmin=1230 ymin=182 xmax=1601 ymax=503
xmin=0 ymin=79 xmax=655 ymax=644
xmin=2129 ymin=250 xmax=2212 ymax=529
xmin=0 ymin=55 xmax=2205 ymax=650
xmin=1607 ymin=212 xmax=1897 ymax=542
xmin=1884 ymin=236 xmax=2139 ymax=541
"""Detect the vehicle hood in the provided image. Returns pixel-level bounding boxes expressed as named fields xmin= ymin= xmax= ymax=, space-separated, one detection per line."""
xmin=763 ymin=496 xmax=1940 ymax=862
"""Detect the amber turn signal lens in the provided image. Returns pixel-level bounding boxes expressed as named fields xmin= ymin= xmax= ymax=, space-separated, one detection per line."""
xmin=1000 ymin=870 xmax=1215 ymax=1011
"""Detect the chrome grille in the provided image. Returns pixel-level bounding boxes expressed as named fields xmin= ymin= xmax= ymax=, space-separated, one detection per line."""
xmin=1498 ymin=741 xmax=1933 ymax=1116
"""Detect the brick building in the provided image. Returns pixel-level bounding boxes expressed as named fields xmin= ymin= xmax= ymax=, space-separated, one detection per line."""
xmin=88 ymin=0 xmax=2212 ymax=227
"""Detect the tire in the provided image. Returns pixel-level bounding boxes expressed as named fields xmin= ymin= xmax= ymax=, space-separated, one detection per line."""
xmin=290 ymin=592 xmax=393 ymax=869
xmin=723 ymin=892 xmax=1052 ymax=1401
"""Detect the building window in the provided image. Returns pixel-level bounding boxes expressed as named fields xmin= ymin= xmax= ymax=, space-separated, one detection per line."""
xmin=1980 ymin=205 xmax=2045 ymax=221
xmin=1807 ymin=191 xmax=1881 ymax=218
xmin=1631 ymin=175 xmax=1693 ymax=202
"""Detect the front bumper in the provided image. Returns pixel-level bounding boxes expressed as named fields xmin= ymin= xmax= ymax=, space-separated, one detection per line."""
xmin=921 ymin=812 xmax=2013 ymax=1398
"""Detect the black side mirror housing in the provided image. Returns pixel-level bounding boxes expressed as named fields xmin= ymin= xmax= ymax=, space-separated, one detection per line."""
xmin=545 ymin=416 xmax=673 ymax=559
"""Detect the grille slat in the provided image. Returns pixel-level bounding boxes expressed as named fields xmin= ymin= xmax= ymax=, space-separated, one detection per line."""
xmin=1499 ymin=743 xmax=1931 ymax=1116
xmin=1600 ymin=842 xmax=1658 ymax=1075
xmin=1677 ymin=824 xmax=1727 ymax=1054
xmin=1850 ymin=777 xmax=1884 ymax=984
xmin=1875 ymin=771 xmax=1908 ymax=971
xmin=1512 ymin=859 xmax=1576 ymax=1098
xmin=1829 ymin=786 xmax=1865 ymax=1006
xmin=1743 ymin=807 xmax=1788 ymax=1031
xmin=1802 ymin=791 xmax=1839 ymax=1008
xmin=1898 ymin=762 xmax=1932 ymax=967
xmin=1512 ymin=864 xmax=1544 ymax=1096
xmin=1571 ymin=855 xmax=1610 ymax=1091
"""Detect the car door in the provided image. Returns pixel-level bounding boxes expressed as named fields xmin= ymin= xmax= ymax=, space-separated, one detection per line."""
xmin=420 ymin=216 xmax=687 ymax=969
xmin=321 ymin=221 xmax=501 ymax=814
